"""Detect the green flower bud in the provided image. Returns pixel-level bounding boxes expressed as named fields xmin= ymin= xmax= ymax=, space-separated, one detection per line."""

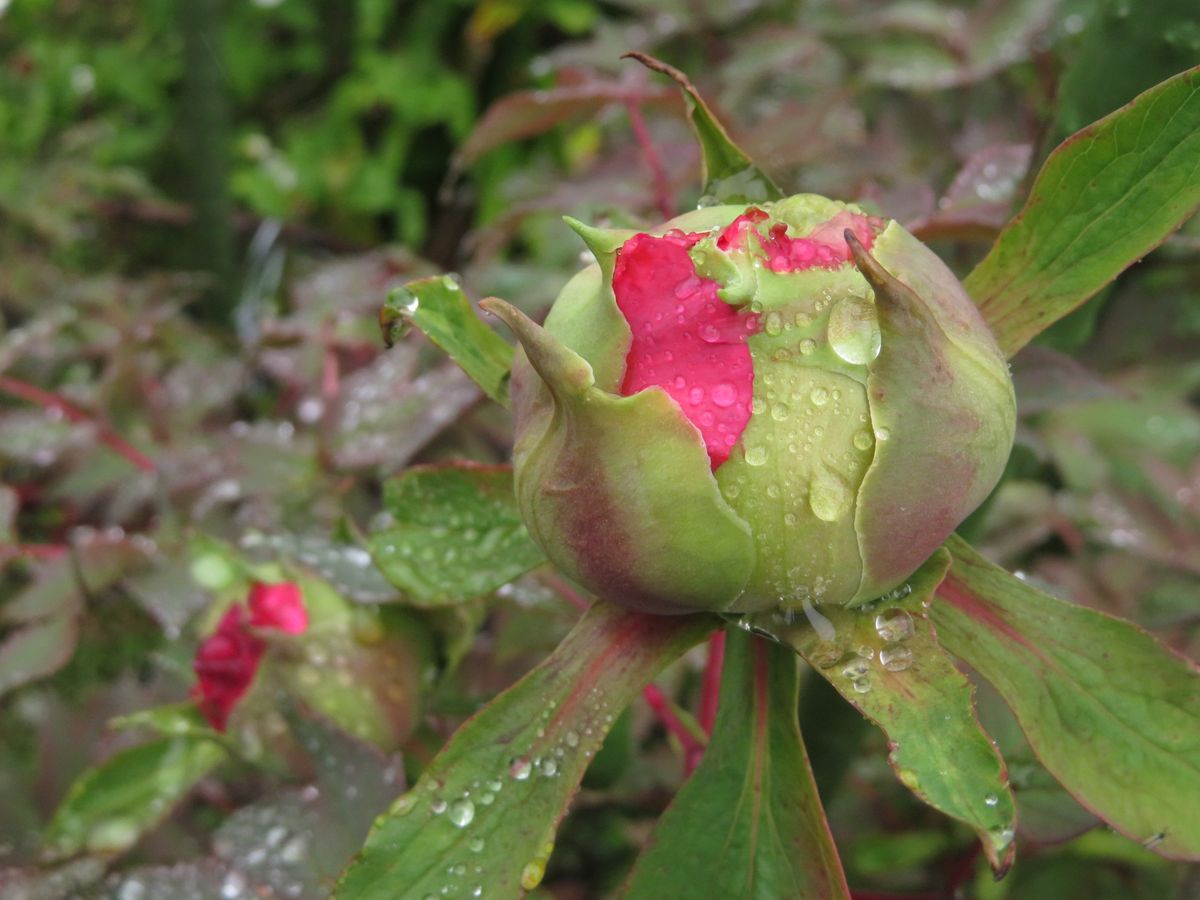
xmin=486 ymin=195 xmax=1015 ymax=614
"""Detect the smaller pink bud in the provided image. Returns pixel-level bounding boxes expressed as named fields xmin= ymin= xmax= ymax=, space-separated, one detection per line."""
xmin=192 ymin=581 xmax=307 ymax=731
xmin=248 ymin=581 xmax=308 ymax=635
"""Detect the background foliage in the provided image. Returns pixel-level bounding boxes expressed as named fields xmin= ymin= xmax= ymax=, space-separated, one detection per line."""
xmin=1 ymin=0 xmax=1198 ymax=898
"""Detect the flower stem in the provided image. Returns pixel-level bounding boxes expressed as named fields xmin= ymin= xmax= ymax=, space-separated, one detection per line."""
xmin=625 ymin=99 xmax=674 ymax=221
xmin=0 ymin=376 xmax=156 ymax=473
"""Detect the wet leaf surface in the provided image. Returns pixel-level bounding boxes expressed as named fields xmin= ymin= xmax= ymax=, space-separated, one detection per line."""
xmin=370 ymin=464 xmax=546 ymax=607
xmin=935 ymin=535 xmax=1200 ymax=859
xmin=751 ymin=551 xmax=1018 ymax=873
xmin=623 ymin=630 xmax=849 ymax=900
xmin=335 ymin=603 xmax=713 ymax=899
xmin=380 ymin=276 xmax=514 ymax=407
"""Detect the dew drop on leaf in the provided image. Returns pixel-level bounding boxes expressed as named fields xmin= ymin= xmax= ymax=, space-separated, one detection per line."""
xmin=875 ymin=608 xmax=914 ymax=642
xmin=880 ymin=645 xmax=914 ymax=672
xmin=449 ymin=799 xmax=475 ymax=828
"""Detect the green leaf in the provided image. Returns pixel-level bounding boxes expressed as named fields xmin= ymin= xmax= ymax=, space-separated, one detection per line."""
xmin=965 ymin=65 xmax=1200 ymax=357
xmin=622 ymin=630 xmax=849 ymax=900
xmin=753 ymin=551 xmax=1017 ymax=873
xmin=44 ymin=735 xmax=229 ymax=859
xmin=974 ymin=681 xmax=1100 ymax=845
xmin=0 ymin=613 xmax=78 ymax=697
xmin=1050 ymin=0 xmax=1200 ymax=147
xmin=380 ymin=275 xmax=514 ymax=407
xmin=933 ymin=535 xmax=1200 ymax=859
xmin=623 ymin=52 xmax=782 ymax=205
xmin=334 ymin=602 xmax=713 ymax=899
xmin=369 ymin=463 xmax=547 ymax=607
xmin=111 ymin=702 xmax=227 ymax=742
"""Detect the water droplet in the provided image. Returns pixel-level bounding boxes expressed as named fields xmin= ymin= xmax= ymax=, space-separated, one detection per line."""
xmin=540 ymin=758 xmax=558 ymax=777
xmin=509 ymin=757 xmax=532 ymax=780
xmin=431 ymin=798 xmax=448 ymax=815
xmin=809 ymin=387 xmax=829 ymax=406
xmin=984 ymin=793 xmax=999 ymax=807
xmin=809 ymin=466 xmax=852 ymax=522
xmin=565 ymin=730 xmax=580 ymax=748
xmin=853 ymin=430 xmax=874 ymax=451
xmin=763 ymin=311 xmax=783 ymax=335
xmin=875 ymin=608 xmax=914 ymax=642
xmin=990 ymin=826 xmax=1016 ymax=848
xmin=744 ymin=446 xmax=768 ymax=466
xmin=221 ymin=871 xmax=247 ymax=899
xmin=711 ymin=382 xmax=737 ymax=407
xmin=874 ymin=426 xmax=891 ymax=441
xmin=827 ymin=296 xmax=881 ymax=364
xmin=799 ymin=337 xmax=817 ymax=355
xmin=810 ymin=641 xmax=843 ymax=668
xmin=469 ymin=836 xmax=485 ymax=853
xmin=520 ymin=860 xmax=546 ymax=890
xmin=688 ymin=386 xmax=705 ymax=405
xmin=851 ymin=676 xmax=872 ymax=693
xmin=841 ymin=659 xmax=870 ymax=679
xmin=880 ymin=645 xmax=913 ymax=672
xmin=449 ymin=798 xmax=475 ymax=827
xmin=700 ymin=323 xmax=721 ymax=343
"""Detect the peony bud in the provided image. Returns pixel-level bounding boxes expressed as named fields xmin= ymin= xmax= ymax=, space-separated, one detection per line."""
xmin=192 ymin=581 xmax=307 ymax=730
xmin=485 ymin=195 xmax=1015 ymax=614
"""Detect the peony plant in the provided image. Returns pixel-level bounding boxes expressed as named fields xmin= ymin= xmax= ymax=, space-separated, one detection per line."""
xmin=339 ymin=57 xmax=1200 ymax=899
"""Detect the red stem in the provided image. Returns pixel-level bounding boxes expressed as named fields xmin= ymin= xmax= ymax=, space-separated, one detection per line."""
xmin=643 ymin=682 xmax=704 ymax=764
xmin=0 ymin=376 xmax=156 ymax=473
xmin=2 ymin=543 xmax=69 ymax=562
xmin=697 ymin=629 xmax=726 ymax=735
xmin=625 ymin=99 xmax=674 ymax=221
xmin=543 ymin=572 xmax=590 ymax=611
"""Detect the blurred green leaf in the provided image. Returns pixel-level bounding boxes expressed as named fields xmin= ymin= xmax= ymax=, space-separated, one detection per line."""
xmin=334 ymin=602 xmax=713 ymax=899
xmin=935 ymin=535 xmax=1200 ymax=859
xmin=758 ymin=551 xmax=1017 ymax=873
xmin=370 ymin=464 xmax=546 ymax=607
xmin=111 ymin=702 xmax=225 ymax=742
xmin=381 ymin=276 xmax=514 ymax=407
xmin=623 ymin=631 xmax=850 ymax=900
xmin=846 ymin=0 xmax=1062 ymax=90
xmin=1052 ymin=0 xmax=1200 ymax=146
xmin=44 ymin=735 xmax=229 ymax=860
xmin=624 ymin=52 xmax=782 ymax=205
xmin=0 ymin=613 xmax=79 ymax=697
xmin=965 ymin=65 xmax=1200 ymax=356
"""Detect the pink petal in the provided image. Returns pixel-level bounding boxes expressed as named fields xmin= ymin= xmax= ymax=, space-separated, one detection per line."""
xmin=248 ymin=581 xmax=308 ymax=635
xmin=192 ymin=605 xmax=265 ymax=732
xmin=612 ymin=231 xmax=758 ymax=469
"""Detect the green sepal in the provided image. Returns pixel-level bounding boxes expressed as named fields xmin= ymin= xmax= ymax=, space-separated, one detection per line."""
xmin=849 ymin=226 xmax=1016 ymax=601
xmin=562 ymin=217 xmax=632 ymax=281
xmin=624 ymin=52 xmax=783 ymax=205
xmin=482 ymin=298 xmax=756 ymax=614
